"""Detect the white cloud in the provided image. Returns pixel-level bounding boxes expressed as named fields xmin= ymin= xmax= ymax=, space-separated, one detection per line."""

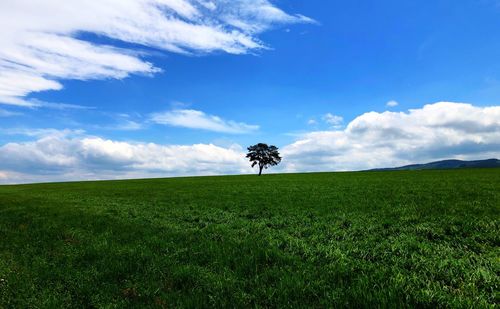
xmin=0 ymin=128 xmax=85 ymax=138
xmin=0 ymin=0 xmax=314 ymax=107
xmin=150 ymin=109 xmax=259 ymax=133
xmin=114 ymin=120 xmax=143 ymax=131
xmin=214 ymin=0 xmax=316 ymax=33
xmin=0 ymin=130 xmax=252 ymax=184
xmin=93 ymin=113 xmax=144 ymax=131
xmin=0 ymin=108 xmax=21 ymax=117
xmin=282 ymin=102 xmax=500 ymax=172
xmin=3 ymin=102 xmax=496 ymax=184
xmin=323 ymin=113 xmax=344 ymax=126
xmin=0 ymin=97 xmax=94 ymax=110
xmin=386 ymin=100 xmax=399 ymax=107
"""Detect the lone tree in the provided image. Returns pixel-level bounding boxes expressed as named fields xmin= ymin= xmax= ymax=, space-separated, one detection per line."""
xmin=246 ymin=143 xmax=282 ymax=176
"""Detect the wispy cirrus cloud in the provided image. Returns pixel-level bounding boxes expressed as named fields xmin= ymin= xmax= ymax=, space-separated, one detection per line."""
xmin=0 ymin=128 xmax=85 ymax=138
xmin=0 ymin=108 xmax=21 ymax=117
xmin=0 ymin=98 xmax=95 ymax=110
xmin=0 ymin=0 xmax=314 ymax=107
xmin=150 ymin=109 xmax=259 ymax=134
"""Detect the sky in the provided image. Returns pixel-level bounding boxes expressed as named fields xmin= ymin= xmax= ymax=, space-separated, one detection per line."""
xmin=1 ymin=0 xmax=500 ymax=184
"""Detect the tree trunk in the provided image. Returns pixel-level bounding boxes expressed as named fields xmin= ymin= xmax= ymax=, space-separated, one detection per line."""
xmin=258 ymin=165 xmax=263 ymax=176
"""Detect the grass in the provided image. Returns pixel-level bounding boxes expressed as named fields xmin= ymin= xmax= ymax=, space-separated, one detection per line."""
xmin=0 ymin=169 xmax=499 ymax=308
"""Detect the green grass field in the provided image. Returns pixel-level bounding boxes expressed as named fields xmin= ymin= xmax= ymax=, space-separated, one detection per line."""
xmin=0 ymin=169 xmax=499 ymax=308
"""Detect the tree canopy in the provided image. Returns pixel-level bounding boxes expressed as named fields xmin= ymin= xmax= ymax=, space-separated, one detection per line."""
xmin=246 ymin=143 xmax=282 ymax=176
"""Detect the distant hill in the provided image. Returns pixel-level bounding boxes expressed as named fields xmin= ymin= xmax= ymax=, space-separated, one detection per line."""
xmin=371 ymin=159 xmax=500 ymax=171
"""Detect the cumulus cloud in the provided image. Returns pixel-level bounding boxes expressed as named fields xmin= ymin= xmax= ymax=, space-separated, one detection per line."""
xmin=0 ymin=0 xmax=314 ymax=107
xmin=322 ymin=113 xmax=344 ymax=128
xmin=282 ymin=102 xmax=500 ymax=172
xmin=386 ymin=100 xmax=399 ymax=107
xmin=150 ymin=109 xmax=259 ymax=133
xmin=2 ymin=102 xmax=497 ymax=184
xmin=0 ymin=130 xmax=252 ymax=184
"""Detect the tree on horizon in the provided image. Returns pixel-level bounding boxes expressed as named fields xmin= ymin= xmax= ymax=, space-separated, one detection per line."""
xmin=246 ymin=143 xmax=282 ymax=176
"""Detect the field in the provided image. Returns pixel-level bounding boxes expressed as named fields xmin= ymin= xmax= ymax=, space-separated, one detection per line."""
xmin=0 ymin=169 xmax=499 ymax=308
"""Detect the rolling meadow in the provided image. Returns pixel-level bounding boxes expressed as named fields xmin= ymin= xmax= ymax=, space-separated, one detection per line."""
xmin=0 ymin=169 xmax=499 ymax=307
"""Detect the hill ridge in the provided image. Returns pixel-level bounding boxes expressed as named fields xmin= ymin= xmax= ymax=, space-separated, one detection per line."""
xmin=371 ymin=158 xmax=500 ymax=171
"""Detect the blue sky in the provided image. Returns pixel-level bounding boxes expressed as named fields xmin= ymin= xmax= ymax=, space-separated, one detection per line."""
xmin=0 ymin=0 xmax=499 ymax=183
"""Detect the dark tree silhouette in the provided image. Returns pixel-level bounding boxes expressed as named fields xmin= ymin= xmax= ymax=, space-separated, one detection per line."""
xmin=246 ymin=143 xmax=282 ymax=176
